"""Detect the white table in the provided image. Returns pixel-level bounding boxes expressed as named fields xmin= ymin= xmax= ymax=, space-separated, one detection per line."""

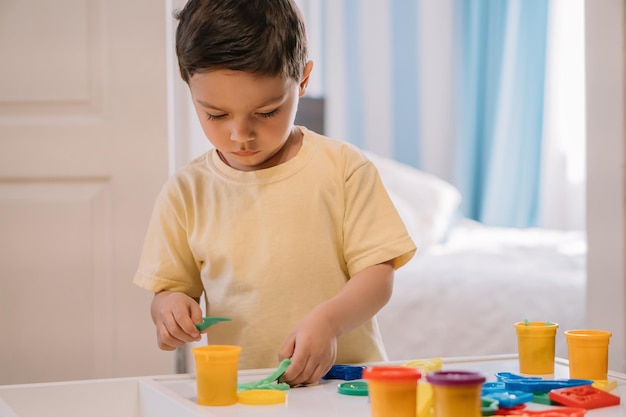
xmin=1 ymin=354 xmax=625 ymax=417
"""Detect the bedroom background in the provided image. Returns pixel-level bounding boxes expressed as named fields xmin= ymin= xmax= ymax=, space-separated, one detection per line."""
xmin=0 ymin=0 xmax=623 ymax=385
xmin=169 ymin=0 xmax=625 ymax=373
xmin=173 ymin=0 xmax=585 ymax=231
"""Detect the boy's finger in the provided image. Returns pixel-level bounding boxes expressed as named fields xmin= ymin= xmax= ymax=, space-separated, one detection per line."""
xmin=189 ymin=307 xmax=208 ymax=334
xmin=282 ymin=353 xmax=309 ymax=385
xmin=163 ymin=314 xmax=200 ymax=342
xmin=156 ymin=324 xmax=187 ymax=350
xmin=305 ymin=363 xmax=329 ymax=385
xmin=277 ymin=339 xmax=295 ymax=363
xmin=172 ymin=310 xmax=201 ymax=338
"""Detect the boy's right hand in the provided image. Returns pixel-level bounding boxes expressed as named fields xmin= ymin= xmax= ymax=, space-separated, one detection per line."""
xmin=150 ymin=291 xmax=203 ymax=350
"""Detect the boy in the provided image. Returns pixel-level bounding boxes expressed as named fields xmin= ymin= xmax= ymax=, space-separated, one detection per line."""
xmin=134 ymin=0 xmax=416 ymax=386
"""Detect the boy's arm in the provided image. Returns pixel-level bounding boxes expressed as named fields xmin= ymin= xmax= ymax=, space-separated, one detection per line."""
xmin=316 ymin=260 xmax=394 ymax=336
xmin=279 ymin=260 xmax=394 ymax=385
xmin=150 ymin=290 xmax=204 ymax=350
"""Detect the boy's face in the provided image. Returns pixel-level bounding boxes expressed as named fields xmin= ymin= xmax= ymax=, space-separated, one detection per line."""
xmin=188 ymin=64 xmax=312 ymax=172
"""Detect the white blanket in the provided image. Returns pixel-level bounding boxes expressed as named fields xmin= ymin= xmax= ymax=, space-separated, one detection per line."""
xmin=376 ymin=219 xmax=586 ymax=362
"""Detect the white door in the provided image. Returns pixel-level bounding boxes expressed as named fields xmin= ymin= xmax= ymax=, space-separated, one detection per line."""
xmin=0 ymin=0 xmax=175 ymax=384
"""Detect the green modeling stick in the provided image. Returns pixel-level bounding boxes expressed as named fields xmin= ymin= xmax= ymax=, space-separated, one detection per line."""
xmin=194 ymin=316 xmax=231 ymax=332
xmin=238 ymin=359 xmax=292 ymax=392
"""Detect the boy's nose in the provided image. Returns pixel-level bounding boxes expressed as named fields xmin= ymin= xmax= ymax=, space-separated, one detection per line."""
xmin=230 ymin=120 xmax=255 ymax=143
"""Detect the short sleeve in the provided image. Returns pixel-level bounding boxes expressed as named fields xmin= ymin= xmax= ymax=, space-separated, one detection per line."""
xmin=133 ymin=177 xmax=204 ymax=298
xmin=341 ymin=152 xmax=417 ymax=276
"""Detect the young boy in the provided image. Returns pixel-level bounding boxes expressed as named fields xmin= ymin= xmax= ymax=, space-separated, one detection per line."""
xmin=134 ymin=0 xmax=416 ymax=386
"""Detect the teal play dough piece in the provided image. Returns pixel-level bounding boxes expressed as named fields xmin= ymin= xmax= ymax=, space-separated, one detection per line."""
xmin=238 ymin=359 xmax=292 ymax=392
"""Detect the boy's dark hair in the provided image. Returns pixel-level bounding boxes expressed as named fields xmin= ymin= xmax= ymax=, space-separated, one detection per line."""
xmin=175 ymin=0 xmax=308 ymax=83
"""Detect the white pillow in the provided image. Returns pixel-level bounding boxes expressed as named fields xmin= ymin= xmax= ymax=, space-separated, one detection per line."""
xmin=363 ymin=150 xmax=462 ymax=250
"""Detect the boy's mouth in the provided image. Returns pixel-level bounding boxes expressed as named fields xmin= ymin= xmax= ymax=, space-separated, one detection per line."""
xmin=232 ymin=150 xmax=259 ymax=157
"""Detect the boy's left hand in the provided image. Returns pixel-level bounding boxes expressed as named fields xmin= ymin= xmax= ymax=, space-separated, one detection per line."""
xmin=277 ymin=261 xmax=394 ymax=386
xmin=277 ymin=310 xmax=338 ymax=386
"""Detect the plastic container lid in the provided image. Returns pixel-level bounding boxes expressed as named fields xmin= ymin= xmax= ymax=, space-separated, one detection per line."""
xmin=338 ymin=381 xmax=369 ymax=396
xmin=237 ymin=389 xmax=287 ymax=405
xmin=426 ymin=371 xmax=486 ymax=386
xmin=564 ymin=329 xmax=612 ymax=339
xmin=362 ymin=366 xmax=421 ymax=382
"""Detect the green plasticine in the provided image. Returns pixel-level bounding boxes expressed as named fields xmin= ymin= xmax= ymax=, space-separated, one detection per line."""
xmin=238 ymin=359 xmax=292 ymax=392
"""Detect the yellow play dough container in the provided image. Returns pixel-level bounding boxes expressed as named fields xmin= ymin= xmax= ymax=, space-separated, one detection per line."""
xmin=363 ymin=366 xmax=421 ymax=417
xmin=565 ymin=329 xmax=612 ymax=380
xmin=514 ymin=321 xmax=559 ymax=374
xmin=192 ymin=345 xmax=241 ymax=406
xmin=426 ymin=371 xmax=486 ymax=417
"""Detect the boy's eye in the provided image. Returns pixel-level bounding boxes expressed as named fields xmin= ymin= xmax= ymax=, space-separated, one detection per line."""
xmin=205 ymin=113 xmax=226 ymax=121
xmin=204 ymin=108 xmax=280 ymax=121
xmin=257 ymin=108 xmax=280 ymax=119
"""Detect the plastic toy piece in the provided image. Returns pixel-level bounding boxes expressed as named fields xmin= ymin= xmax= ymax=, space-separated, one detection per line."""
xmin=483 ymin=382 xmax=533 ymax=408
xmin=194 ymin=316 xmax=231 ymax=331
xmin=483 ymin=381 xmax=507 ymax=393
xmin=532 ymin=392 xmax=555 ymax=405
xmin=403 ymin=357 xmax=443 ymax=374
xmin=404 ymin=358 xmax=443 ymax=417
xmin=322 ymin=364 xmax=366 ymax=380
xmin=337 ymin=381 xmax=369 ymax=396
xmin=237 ymin=359 xmax=292 ymax=392
xmin=549 ymin=385 xmax=621 ymax=409
xmin=504 ymin=378 xmax=592 ymax=393
xmin=481 ymin=397 xmax=499 ymax=416
xmin=495 ymin=404 xmax=526 ymax=415
xmin=483 ymin=390 xmax=534 ymax=408
xmin=417 ymin=382 xmax=434 ymax=417
xmin=592 ymin=379 xmax=617 ymax=392
xmin=497 ymin=407 xmax=586 ymax=417
xmin=496 ymin=372 xmax=542 ymax=382
xmin=495 ymin=372 xmax=592 ymax=394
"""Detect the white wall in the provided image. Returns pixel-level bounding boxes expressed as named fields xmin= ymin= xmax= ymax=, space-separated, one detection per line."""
xmin=540 ymin=0 xmax=586 ymax=230
xmin=585 ymin=0 xmax=626 ymax=373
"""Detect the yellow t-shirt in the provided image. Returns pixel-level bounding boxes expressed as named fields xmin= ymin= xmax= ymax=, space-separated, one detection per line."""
xmin=134 ymin=127 xmax=416 ymax=369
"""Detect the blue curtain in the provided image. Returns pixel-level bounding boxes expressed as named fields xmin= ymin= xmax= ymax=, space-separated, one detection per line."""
xmin=338 ymin=0 xmax=421 ymax=166
xmin=342 ymin=0 xmax=365 ymax=149
xmin=307 ymin=0 xmax=551 ymax=228
xmin=390 ymin=0 xmax=420 ymax=167
xmin=453 ymin=0 xmax=549 ymax=227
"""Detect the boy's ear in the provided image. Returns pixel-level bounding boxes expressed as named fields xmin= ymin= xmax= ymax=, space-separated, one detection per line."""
xmin=298 ymin=61 xmax=314 ymax=97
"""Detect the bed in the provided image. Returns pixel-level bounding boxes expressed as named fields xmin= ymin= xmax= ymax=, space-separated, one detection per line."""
xmin=364 ymin=151 xmax=587 ymax=362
